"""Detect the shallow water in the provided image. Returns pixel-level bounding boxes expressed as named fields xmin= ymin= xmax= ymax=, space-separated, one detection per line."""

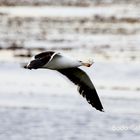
xmin=0 ymin=95 xmax=140 ymax=140
xmin=0 ymin=62 xmax=140 ymax=140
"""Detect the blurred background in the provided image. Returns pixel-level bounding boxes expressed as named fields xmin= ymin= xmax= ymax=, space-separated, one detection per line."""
xmin=0 ymin=0 xmax=140 ymax=140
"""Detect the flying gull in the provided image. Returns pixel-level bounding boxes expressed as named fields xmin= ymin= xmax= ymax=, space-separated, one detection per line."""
xmin=24 ymin=51 xmax=104 ymax=112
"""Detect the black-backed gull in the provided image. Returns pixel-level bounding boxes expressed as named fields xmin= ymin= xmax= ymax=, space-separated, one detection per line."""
xmin=24 ymin=51 xmax=104 ymax=112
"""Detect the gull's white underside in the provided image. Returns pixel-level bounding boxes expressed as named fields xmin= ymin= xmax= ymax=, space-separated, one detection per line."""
xmin=43 ymin=53 xmax=82 ymax=70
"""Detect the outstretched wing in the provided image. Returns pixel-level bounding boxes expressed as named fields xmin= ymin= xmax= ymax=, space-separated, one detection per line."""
xmin=57 ymin=68 xmax=104 ymax=112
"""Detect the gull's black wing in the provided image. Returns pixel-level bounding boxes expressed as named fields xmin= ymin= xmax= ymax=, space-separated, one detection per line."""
xmin=57 ymin=68 xmax=104 ymax=112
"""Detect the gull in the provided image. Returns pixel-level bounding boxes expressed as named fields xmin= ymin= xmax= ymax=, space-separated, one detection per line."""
xmin=24 ymin=51 xmax=104 ymax=112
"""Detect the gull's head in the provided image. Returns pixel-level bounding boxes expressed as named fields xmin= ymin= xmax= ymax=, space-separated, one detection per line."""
xmin=24 ymin=56 xmax=43 ymax=70
xmin=24 ymin=51 xmax=55 ymax=70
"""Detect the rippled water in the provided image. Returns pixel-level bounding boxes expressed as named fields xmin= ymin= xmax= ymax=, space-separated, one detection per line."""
xmin=0 ymin=4 xmax=140 ymax=62
xmin=0 ymin=62 xmax=140 ymax=140
xmin=0 ymin=96 xmax=140 ymax=140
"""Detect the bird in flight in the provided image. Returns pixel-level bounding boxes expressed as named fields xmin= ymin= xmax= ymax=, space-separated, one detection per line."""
xmin=24 ymin=51 xmax=104 ymax=112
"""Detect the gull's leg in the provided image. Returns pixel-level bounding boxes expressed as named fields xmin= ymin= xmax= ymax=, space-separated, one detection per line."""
xmin=81 ymin=59 xmax=94 ymax=67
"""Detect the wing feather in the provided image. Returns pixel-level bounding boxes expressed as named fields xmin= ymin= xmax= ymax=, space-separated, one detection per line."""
xmin=57 ymin=68 xmax=104 ymax=112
